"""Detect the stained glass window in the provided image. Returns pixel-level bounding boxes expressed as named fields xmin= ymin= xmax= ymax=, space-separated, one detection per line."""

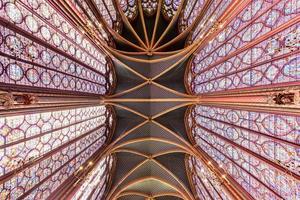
xmin=69 ymin=0 xmax=115 ymax=45
xmin=117 ymin=0 xmax=138 ymax=21
xmin=186 ymin=105 xmax=300 ymax=199
xmin=162 ymin=0 xmax=182 ymax=21
xmin=186 ymin=155 xmax=231 ymax=200
xmin=142 ymin=0 xmax=159 ymax=16
xmin=0 ymin=0 xmax=116 ymax=95
xmin=185 ymin=0 xmax=300 ymax=94
xmin=70 ymin=0 xmax=122 ymax=34
xmin=72 ymin=155 xmax=115 ymax=200
xmin=186 ymin=0 xmax=233 ymax=45
xmin=178 ymin=0 xmax=205 ymax=32
xmin=0 ymin=105 xmax=115 ymax=199
xmin=93 ymin=0 xmax=123 ymax=33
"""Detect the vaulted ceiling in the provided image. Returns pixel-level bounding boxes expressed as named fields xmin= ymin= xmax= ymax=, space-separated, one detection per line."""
xmin=0 ymin=0 xmax=299 ymax=200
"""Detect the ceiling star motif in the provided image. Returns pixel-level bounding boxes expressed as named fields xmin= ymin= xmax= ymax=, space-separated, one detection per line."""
xmin=0 ymin=0 xmax=299 ymax=200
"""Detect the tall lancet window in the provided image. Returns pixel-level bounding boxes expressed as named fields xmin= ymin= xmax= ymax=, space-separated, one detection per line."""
xmin=0 ymin=105 xmax=115 ymax=199
xmin=186 ymin=0 xmax=233 ymax=45
xmin=162 ymin=0 xmax=182 ymax=21
xmin=72 ymin=155 xmax=115 ymax=200
xmin=89 ymin=0 xmax=122 ymax=33
xmin=0 ymin=0 xmax=116 ymax=96
xmin=186 ymin=155 xmax=231 ymax=200
xmin=185 ymin=105 xmax=300 ymax=199
xmin=117 ymin=0 xmax=138 ymax=21
xmin=185 ymin=0 xmax=300 ymax=95
xmin=178 ymin=0 xmax=206 ymax=32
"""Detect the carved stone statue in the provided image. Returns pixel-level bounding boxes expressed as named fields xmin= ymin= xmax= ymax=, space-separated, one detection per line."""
xmin=0 ymin=92 xmax=15 ymax=108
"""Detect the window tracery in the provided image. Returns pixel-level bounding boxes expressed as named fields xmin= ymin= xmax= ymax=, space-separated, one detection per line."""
xmin=186 ymin=155 xmax=231 ymax=200
xmin=162 ymin=0 xmax=181 ymax=21
xmin=0 ymin=105 xmax=115 ymax=199
xmin=186 ymin=0 xmax=232 ymax=45
xmin=186 ymin=105 xmax=300 ymax=199
xmin=69 ymin=0 xmax=115 ymax=46
xmin=141 ymin=0 xmax=158 ymax=16
xmin=185 ymin=0 xmax=300 ymax=94
xmin=0 ymin=0 xmax=116 ymax=95
xmin=72 ymin=155 xmax=115 ymax=200
xmin=117 ymin=0 xmax=138 ymax=21
xmin=93 ymin=0 xmax=123 ymax=33
xmin=178 ymin=0 xmax=205 ymax=33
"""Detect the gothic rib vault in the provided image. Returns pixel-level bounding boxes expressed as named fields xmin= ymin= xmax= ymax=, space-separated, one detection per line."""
xmin=92 ymin=1 xmax=203 ymax=199
xmin=0 ymin=0 xmax=300 ymax=200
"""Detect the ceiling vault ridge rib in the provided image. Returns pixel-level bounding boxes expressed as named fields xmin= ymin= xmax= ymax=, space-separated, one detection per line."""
xmin=111 ymin=138 xmax=190 ymax=154
xmin=137 ymin=0 xmax=151 ymax=48
xmin=109 ymin=157 xmax=195 ymax=199
xmin=113 ymin=59 xmax=149 ymax=80
xmin=150 ymin=0 xmax=163 ymax=49
xmin=110 ymin=176 xmax=192 ymax=200
xmin=85 ymin=0 xmax=147 ymax=52
xmin=108 ymin=81 xmax=149 ymax=98
xmin=152 ymin=0 xmax=186 ymax=49
xmin=104 ymin=52 xmax=198 ymax=199
xmin=117 ymin=191 xmax=183 ymax=199
xmin=151 ymin=159 xmax=195 ymax=198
